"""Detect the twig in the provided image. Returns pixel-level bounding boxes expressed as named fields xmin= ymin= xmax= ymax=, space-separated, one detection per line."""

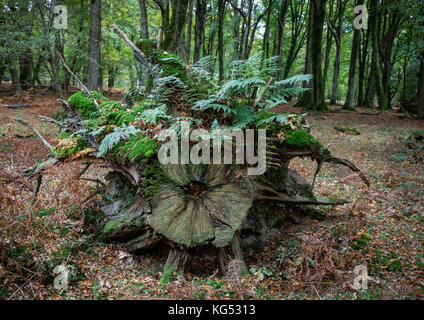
xmin=7 ymin=273 xmax=36 ymax=300
xmin=312 ymin=285 xmax=323 ymax=300
xmin=77 ymin=163 xmax=91 ymax=179
xmin=56 ymin=50 xmax=100 ymax=111
xmin=325 ymin=157 xmax=370 ymax=186
xmin=81 ymin=177 xmax=106 ymax=188
xmin=112 ymin=24 xmax=146 ymax=63
xmin=37 ymin=115 xmax=61 ymax=126
xmin=14 ymin=118 xmax=53 ymax=153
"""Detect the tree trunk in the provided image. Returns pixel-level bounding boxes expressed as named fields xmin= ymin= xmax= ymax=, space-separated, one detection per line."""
xmin=418 ymin=51 xmax=424 ymax=119
xmin=369 ymin=0 xmax=387 ymax=111
xmin=381 ymin=9 xmax=400 ymax=109
xmin=329 ymin=1 xmax=345 ymax=105
xmin=9 ymin=57 xmax=22 ymax=95
xmin=296 ymin=0 xmax=327 ymax=111
xmin=185 ymin=0 xmax=194 ymax=63
xmin=218 ymin=0 xmax=225 ymax=82
xmin=162 ymin=0 xmax=190 ymax=54
xmin=358 ymin=28 xmax=369 ymax=106
xmin=275 ymin=0 xmax=289 ymax=80
xmin=322 ymin=27 xmax=332 ymax=93
xmin=193 ymin=0 xmax=206 ymax=63
xmin=19 ymin=48 xmax=33 ymax=90
xmin=232 ymin=7 xmax=241 ymax=60
xmin=344 ymin=0 xmax=363 ymax=110
xmin=283 ymin=0 xmax=307 ymax=79
xmin=88 ymin=0 xmax=101 ymax=91
xmin=139 ymin=0 xmax=149 ymax=39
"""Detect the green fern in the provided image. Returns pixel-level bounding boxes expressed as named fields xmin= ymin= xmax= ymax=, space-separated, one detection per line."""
xmin=97 ymin=125 xmax=141 ymax=157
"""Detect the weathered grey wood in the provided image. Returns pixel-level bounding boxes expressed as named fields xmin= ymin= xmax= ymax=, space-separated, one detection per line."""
xmin=164 ymin=248 xmax=189 ymax=273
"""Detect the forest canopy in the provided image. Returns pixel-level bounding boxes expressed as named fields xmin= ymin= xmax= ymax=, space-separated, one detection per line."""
xmin=0 ymin=0 xmax=423 ymax=117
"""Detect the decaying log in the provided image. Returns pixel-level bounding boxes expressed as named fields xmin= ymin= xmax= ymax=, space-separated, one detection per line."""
xmin=37 ymin=115 xmax=61 ymax=127
xmin=1 ymin=103 xmax=34 ymax=109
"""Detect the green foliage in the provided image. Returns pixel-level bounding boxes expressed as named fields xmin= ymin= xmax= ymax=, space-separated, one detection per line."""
xmin=53 ymin=135 xmax=87 ymax=157
xmin=136 ymin=39 xmax=157 ymax=56
xmin=155 ymin=49 xmax=187 ymax=81
xmin=190 ymin=52 xmax=311 ymax=130
xmin=111 ymin=135 xmax=157 ymax=163
xmin=68 ymin=91 xmax=108 ymax=119
xmin=283 ymin=130 xmax=320 ymax=148
xmin=137 ymin=104 xmax=170 ymax=124
xmin=97 ymin=124 xmax=141 ymax=157
xmin=141 ymin=159 xmax=170 ymax=197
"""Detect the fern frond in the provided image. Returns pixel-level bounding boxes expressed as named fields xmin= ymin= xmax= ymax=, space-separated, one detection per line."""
xmin=97 ymin=125 xmax=141 ymax=157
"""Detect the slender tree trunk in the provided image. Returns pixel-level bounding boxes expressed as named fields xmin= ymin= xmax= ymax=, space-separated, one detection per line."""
xmin=344 ymin=0 xmax=363 ymax=110
xmin=9 ymin=57 xmax=22 ymax=95
xmin=0 ymin=62 xmax=6 ymax=83
xmin=185 ymin=0 xmax=193 ymax=63
xmin=418 ymin=51 xmax=424 ymax=119
xmin=369 ymin=0 xmax=387 ymax=110
xmin=323 ymin=28 xmax=332 ymax=93
xmin=193 ymin=0 xmax=206 ymax=63
xmin=139 ymin=0 xmax=149 ymax=39
xmin=296 ymin=0 xmax=327 ymax=111
xmin=218 ymin=0 xmax=225 ymax=82
xmin=88 ymin=0 xmax=101 ymax=91
xmin=275 ymin=0 xmax=289 ymax=80
xmin=358 ymin=28 xmax=369 ymax=106
xmin=19 ymin=48 xmax=33 ymax=90
xmin=232 ymin=7 xmax=241 ymax=60
xmin=329 ymin=1 xmax=345 ymax=105
xmin=381 ymin=10 xmax=400 ymax=109
xmin=283 ymin=0 xmax=307 ymax=79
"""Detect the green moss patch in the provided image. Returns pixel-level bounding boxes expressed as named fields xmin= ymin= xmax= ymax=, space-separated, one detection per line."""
xmin=68 ymin=91 xmax=108 ymax=119
xmin=283 ymin=129 xmax=320 ymax=148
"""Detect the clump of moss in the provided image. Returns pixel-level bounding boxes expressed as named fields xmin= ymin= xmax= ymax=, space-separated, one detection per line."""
xmin=68 ymin=91 xmax=108 ymax=119
xmin=334 ymin=126 xmax=360 ymax=135
xmin=283 ymin=129 xmax=320 ymax=148
xmin=136 ymin=39 xmax=157 ymax=56
xmin=141 ymin=159 xmax=170 ymax=198
xmin=53 ymin=135 xmax=86 ymax=157
xmin=110 ymin=135 xmax=157 ymax=163
xmin=154 ymin=49 xmax=187 ymax=81
xmin=100 ymin=99 xmax=156 ymax=126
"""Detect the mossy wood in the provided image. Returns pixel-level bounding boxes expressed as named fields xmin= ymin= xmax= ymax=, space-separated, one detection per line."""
xmin=150 ymin=163 xmax=254 ymax=248
xmin=21 ymin=25 xmax=370 ymax=276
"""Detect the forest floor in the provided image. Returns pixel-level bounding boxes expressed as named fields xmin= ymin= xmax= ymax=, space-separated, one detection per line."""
xmin=0 ymin=83 xmax=423 ymax=300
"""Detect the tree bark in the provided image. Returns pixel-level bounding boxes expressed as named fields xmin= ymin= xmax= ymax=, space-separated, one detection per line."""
xmin=139 ymin=0 xmax=149 ymax=39
xmin=275 ymin=0 xmax=289 ymax=80
xmin=369 ymin=0 xmax=387 ymax=110
xmin=344 ymin=0 xmax=363 ymax=110
xmin=218 ymin=0 xmax=225 ymax=82
xmin=329 ymin=0 xmax=345 ymax=105
xmin=283 ymin=0 xmax=307 ymax=79
xmin=418 ymin=51 xmax=424 ymax=119
xmin=185 ymin=0 xmax=194 ymax=63
xmin=162 ymin=0 xmax=190 ymax=54
xmin=296 ymin=0 xmax=327 ymax=111
xmin=358 ymin=28 xmax=369 ymax=106
xmin=88 ymin=0 xmax=102 ymax=91
xmin=9 ymin=57 xmax=22 ymax=95
xmin=193 ymin=0 xmax=206 ymax=63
